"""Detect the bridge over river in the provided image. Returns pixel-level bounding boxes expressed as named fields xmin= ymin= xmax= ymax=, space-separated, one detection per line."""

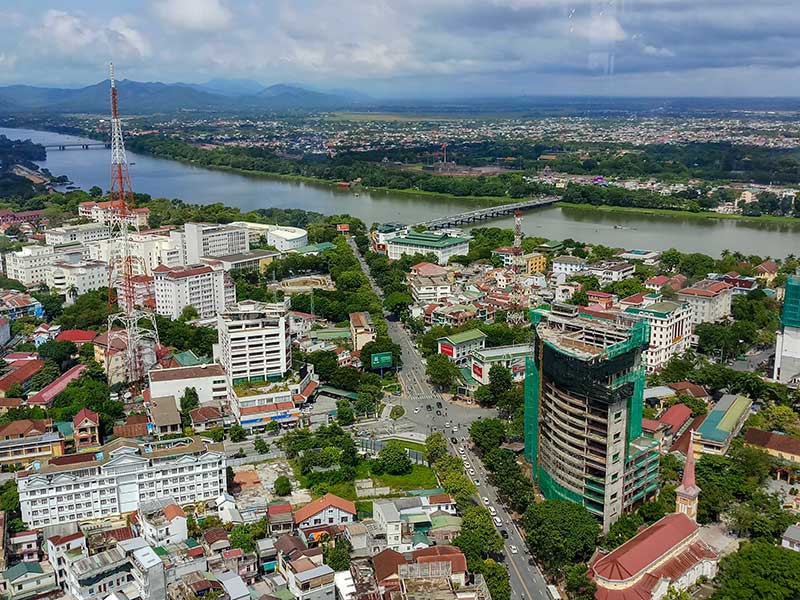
xmin=44 ymin=142 xmax=110 ymax=150
xmin=417 ymin=195 xmax=560 ymax=229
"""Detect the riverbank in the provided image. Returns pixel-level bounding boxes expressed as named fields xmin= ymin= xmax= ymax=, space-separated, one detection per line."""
xmin=560 ymin=202 xmax=800 ymax=227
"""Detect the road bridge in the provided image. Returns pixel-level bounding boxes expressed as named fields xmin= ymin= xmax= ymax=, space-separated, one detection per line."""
xmin=418 ymin=195 xmax=560 ymax=229
xmin=44 ymin=142 xmax=110 ymax=150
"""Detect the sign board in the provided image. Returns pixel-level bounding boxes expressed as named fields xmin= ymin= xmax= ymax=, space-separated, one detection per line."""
xmin=371 ymin=352 xmax=393 ymax=369
xmin=337 ymin=223 xmax=351 ymax=232
xmin=439 ymin=343 xmax=454 ymax=357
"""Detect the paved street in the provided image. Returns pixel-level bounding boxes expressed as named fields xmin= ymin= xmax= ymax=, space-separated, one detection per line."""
xmin=349 ymin=238 xmax=551 ymax=600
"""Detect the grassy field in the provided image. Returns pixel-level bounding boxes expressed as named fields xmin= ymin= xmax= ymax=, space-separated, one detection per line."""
xmin=373 ymin=465 xmax=439 ymax=491
xmin=561 ymin=202 xmax=800 ymax=227
xmin=390 ymin=440 xmax=427 ymax=453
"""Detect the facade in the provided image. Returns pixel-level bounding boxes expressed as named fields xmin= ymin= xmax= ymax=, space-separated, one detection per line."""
xmin=17 ymin=436 xmax=226 ymax=528
xmin=5 ymin=245 xmax=56 ymax=287
xmin=677 ymin=280 xmax=733 ymax=325
xmin=409 ymin=274 xmax=451 ymax=304
xmin=0 ymin=290 xmax=43 ymax=321
xmin=46 ymin=532 xmax=87 ymax=590
xmin=276 ymin=549 xmax=335 ymax=600
xmin=552 ymin=255 xmax=586 ymax=277
xmin=491 ymin=246 xmax=522 ymax=268
xmin=744 ymin=427 xmax=800 ymax=465
xmin=774 ymin=274 xmax=800 ymax=384
xmin=625 ymin=301 xmax=691 ymax=373
xmin=524 ymin=304 xmax=659 ymax=531
xmin=386 ymin=231 xmax=470 ymax=265
xmin=0 ymin=419 xmax=64 ymax=469
xmin=88 ymin=233 xmax=184 ymax=276
xmin=516 ymin=252 xmax=547 ymax=275
xmin=153 ymin=263 xmax=235 ymax=320
xmin=693 ymin=394 xmax=752 ymax=456
xmin=44 ymin=223 xmax=109 ymax=246
xmin=0 ymin=561 xmax=58 ymax=600
xmin=78 ymin=200 xmax=149 ymax=228
xmin=46 ymin=260 xmax=109 ymax=302
xmin=349 ymin=312 xmax=376 ymax=352
xmin=469 ymin=344 xmax=529 ymax=385
xmin=266 ymin=226 xmax=308 ymax=252
xmin=214 ymin=300 xmax=292 ymax=386
xmin=586 ymin=261 xmax=636 ymax=284
xmin=148 ymin=364 xmax=228 ymax=408
xmin=211 ymin=250 xmax=280 ymax=273
xmin=294 ymin=493 xmax=357 ymax=531
xmin=173 ymin=222 xmax=250 ymax=264
xmin=437 ymin=329 xmax=487 ymax=366
xmin=137 ymin=497 xmax=188 ymax=547
xmin=371 ymin=223 xmax=408 ymax=254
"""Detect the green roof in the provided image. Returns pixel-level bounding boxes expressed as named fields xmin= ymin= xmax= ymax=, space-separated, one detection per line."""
xmin=393 ymin=230 xmax=470 ymax=249
xmin=441 ymin=329 xmax=486 ymax=345
xmin=173 ymin=350 xmax=203 ymax=367
xmin=459 ymin=367 xmax=478 ymax=386
xmin=55 ymin=421 xmax=74 ymax=438
xmin=783 ymin=275 xmax=800 ymax=328
xmin=431 ymin=515 xmax=462 ymax=529
xmin=318 ymin=386 xmax=359 ymax=400
xmin=185 ymin=537 xmax=199 ymax=548
xmin=625 ymin=301 xmax=683 ymax=318
xmin=698 ymin=394 xmax=751 ymax=443
xmin=311 ymin=328 xmax=351 ymax=340
xmin=271 ymin=589 xmax=296 ymax=600
xmin=293 ymin=242 xmax=336 ymax=255
xmin=154 ymin=546 xmax=169 ymax=557
xmin=4 ymin=561 xmax=42 ymax=581
xmin=412 ymin=530 xmax=432 ymax=546
xmin=402 ymin=513 xmax=432 ymax=524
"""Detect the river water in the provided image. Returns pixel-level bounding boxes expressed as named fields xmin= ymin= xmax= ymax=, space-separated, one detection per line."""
xmin=4 ymin=126 xmax=799 ymax=257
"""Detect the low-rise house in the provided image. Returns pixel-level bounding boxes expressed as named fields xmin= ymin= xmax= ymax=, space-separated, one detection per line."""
xmin=491 ymin=246 xmax=522 ymax=267
xmin=148 ymin=364 xmax=228 ymax=409
xmin=0 ymin=561 xmax=58 ymax=600
xmin=135 ymin=497 xmax=188 ymax=547
xmin=217 ymin=569 xmax=250 ymax=600
xmin=45 ymin=532 xmax=87 ymax=589
xmin=294 ymin=493 xmax=356 ymax=532
xmin=203 ymin=527 xmax=231 ymax=555
xmin=782 ymin=525 xmax=800 ymax=552
xmin=257 ymin=538 xmax=278 ymax=573
xmin=552 ymin=255 xmax=586 ymax=277
xmin=372 ymin=548 xmax=406 ymax=595
xmin=409 ymin=274 xmax=452 ymax=304
xmin=586 ymin=260 xmax=635 ymax=284
xmin=189 ymin=406 xmax=224 ymax=433
xmin=410 ymin=545 xmax=468 ymax=588
xmin=755 ymin=260 xmax=779 ymax=284
xmin=112 ymin=414 xmax=151 ymax=439
xmin=712 ymin=271 xmax=758 ymax=296
xmin=744 ymin=428 xmax=800 ymax=470
xmin=0 ymin=360 xmax=44 ymax=397
xmin=666 ymin=381 xmax=711 ymax=403
xmin=437 ymin=330 xmax=487 ymax=366
xmin=0 ymin=419 xmax=64 ymax=469
xmin=55 ymin=329 xmax=98 ymax=346
xmin=694 ymin=394 xmax=752 ymax=456
xmin=9 ymin=530 xmax=38 ymax=563
xmin=349 ymin=312 xmax=376 ymax=352
xmin=27 ymin=364 xmax=87 ymax=408
xmin=148 ymin=396 xmax=182 ymax=437
xmin=268 ymin=503 xmax=294 ymax=536
xmin=468 ymin=344 xmax=529 ymax=385
xmin=72 ymin=407 xmax=100 ymax=450
xmin=222 ymin=548 xmax=259 ymax=585
xmin=658 ymin=403 xmax=694 ymax=449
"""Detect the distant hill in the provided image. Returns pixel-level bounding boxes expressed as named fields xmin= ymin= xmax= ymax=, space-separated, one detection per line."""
xmin=185 ymin=78 xmax=266 ymax=97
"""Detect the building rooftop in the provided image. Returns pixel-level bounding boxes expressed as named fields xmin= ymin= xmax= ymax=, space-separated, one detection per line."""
xmin=391 ymin=230 xmax=470 ymax=249
xmin=697 ymin=394 xmax=751 ymax=443
xmin=440 ymin=329 xmax=487 ymax=345
xmin=471 ymin=344 xmax=530 ymax=360
xmin=744 ymin=428 xmax=800 ymax=458
xmin=149 ymin=364 xmax=225 ymax=382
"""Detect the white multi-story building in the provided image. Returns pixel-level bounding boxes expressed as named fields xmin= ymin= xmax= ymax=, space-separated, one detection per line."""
xmin=587 ymin=261 xmax=636 ymax=285
xmin=17 ymin=436 xmax=225 ymax=529
xmin=677 ymin=280 xmax=733 ymax=326
xmin=46 ymin=532 xmax=88 ymax=590
xmin=409 ymin=274 xmax=452 ymax=304
xmin=148 ymin=364 xmax=229 ymax=408
xmin=78 ymin=200 xmax=149 ymax=228
xmin=153 ymin=263 xmax=235 ymax=320
xmin=214 ymin=299 xmax=292 ymax=386
xmin=552 ymin=255 xmax=587 ymax=277
xmin=172 ymin=223 xmax=249 ymax=264
xmin=46 ymin=260 xmax=109 ymax=302
xmin=88 ymin=233 xmax=183 ymax=277
xmin=44 ymin=223 xmax=110 ymax=246
xmin=267 ymin=226 xmax=308 ymax=252
xmin=371 ymin=223 xmax=408 ymax=254
xmin=386 ymin=231 xmax=470 ymax=265
xmin=625 ymin=301 xmax=691 ymax=372
xmin=136 ymin=497 xmax=188 ymax=547
xmin=5 ymin=245 xmax=57 ymax=287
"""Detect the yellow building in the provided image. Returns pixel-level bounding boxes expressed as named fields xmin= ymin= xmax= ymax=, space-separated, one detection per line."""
xmin=516 ymin=252 xmax=547 ymax=275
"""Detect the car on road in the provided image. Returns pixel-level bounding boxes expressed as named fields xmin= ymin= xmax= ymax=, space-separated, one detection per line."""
xmin=528 ymin=558 xmax=536 ymax=566
xmin=488 ymin=506 xmax=497 ymax=516
xmin=426 ymin=405 xmax=432 ymax=411
xmin=436 ymin=410 xmax=442 ymax=416
xmin=392 ymin=390 xmax=401 ymax=396
xmin=469 ymin=469 xmax=475 ymax=476
xmin=482 ymin=497 xmax=490 ymax=504
xmin=445 ymin=421 xmax=451 ymax=427
xmin=493 ymin=516 xmax=502 ymax=527
xmin=436 ymin=402 xmax=443 ymax=408
xmin=458 ymin=447 xmax=465 ymax=454
xmin=464 ymin=463 xmax=471 ymax=470
xmin=357 ymin=430 xmax=368 ymax=437
xmin=500 ymin=529 xmax=508 ymax=538
xmin=413 ymin=407 xmax=421 ymax=414
xmin=450 ymin=437 xmax=458 ymax=444
xmin=474 ymin=479 xmax=480 ymax=485
xmin=509 ymin=545 xmax=518 ymax=554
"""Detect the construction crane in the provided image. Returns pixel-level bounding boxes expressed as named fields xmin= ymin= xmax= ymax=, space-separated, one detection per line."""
xmin=105 ymin=63 xmax=159 ymax=387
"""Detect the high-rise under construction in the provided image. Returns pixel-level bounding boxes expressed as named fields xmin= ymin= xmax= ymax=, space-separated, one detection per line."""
xmin=524 ymin=303 xmax=659 ymax=531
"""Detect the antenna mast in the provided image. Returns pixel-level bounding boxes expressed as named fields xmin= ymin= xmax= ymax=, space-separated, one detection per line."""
xmin=513 ymin=209 xmax=523 ymax=249
xmin=106 ymin=63 xmax=159 ymax=387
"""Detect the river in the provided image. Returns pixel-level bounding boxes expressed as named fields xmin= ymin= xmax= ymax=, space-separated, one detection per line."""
xmin=3 ymin=126 xmax=799 ymax=257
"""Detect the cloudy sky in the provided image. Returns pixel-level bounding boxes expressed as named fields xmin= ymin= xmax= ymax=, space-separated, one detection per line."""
xmin=1 ymin=0 xmax=798 ymax=97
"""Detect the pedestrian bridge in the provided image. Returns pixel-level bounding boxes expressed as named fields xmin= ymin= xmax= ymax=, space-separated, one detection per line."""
xmin=417 ymin=195 xmax=560 ymax=229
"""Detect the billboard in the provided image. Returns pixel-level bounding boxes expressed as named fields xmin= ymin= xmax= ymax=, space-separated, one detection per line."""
xmin=371 ymin=352 xmax=393 ymax=369
xmin=440 ymin=344 xmax=454 ymax=357
xmin=337 ymin=223 xmax=351 ymax=232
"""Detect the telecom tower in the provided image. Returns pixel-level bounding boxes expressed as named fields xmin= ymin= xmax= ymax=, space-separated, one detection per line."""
xmin=513 ymin=209 xmax=523 ymax=249
xmin=106 ymin=63 xmax=159 ymax=385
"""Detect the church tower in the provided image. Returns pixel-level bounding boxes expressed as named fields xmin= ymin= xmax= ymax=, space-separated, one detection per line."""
xmin=675 ymin=430 xmax=700 ymax=521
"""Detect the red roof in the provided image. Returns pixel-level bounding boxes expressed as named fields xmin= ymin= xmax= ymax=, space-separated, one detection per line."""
xmin=106 ymin=526 xmax=135 ymax=542
xmin=658 ymin=403 xmax=693 ymax=434
xmin=28 ymin=364 xmax=87 ymax=406
xmin=223 ymin=548 xmax=244 ymax=559
xmin=268 ymin=502 xmax=293 ymax=517
xmin=666 ymin=381 xmax=708 ymax=399
xmin=412 ymin=545 xmax=467 ymax=574
xmin=620 ymin=292 xmax=647 ymax=305
xmin=48 ymin=531 xmax=85 ymax=546
xmin=164 ymin=504 xmax=186 ymax=521
xmin=744 ymin=428 xmax=800 ymax=457
xmin=73 ymin=407 xmax=99 ymax=428
xmin=591 ymin=513 xmax=698 ymax=582
xmin=55 ymin=330 xmax=97 ymax=344
xmin=294 ymin=493 xmax=356 ymax=525
xmin=670 ymin=415 xmax=707 ymax=456
xmin=372 ymin=548 xmax=407 ymax=583
xmin=0 ymin=360 xmax=44 ymax=392
xmin=646 ymin=275 xmax=669 ymax=286
xmin=640 ymin=418 xmax=663 ymax=433
xmin=187 ymin=546 xmax=205 ymax=558
xmin=428 ymin=493 xmax=453 ymax=505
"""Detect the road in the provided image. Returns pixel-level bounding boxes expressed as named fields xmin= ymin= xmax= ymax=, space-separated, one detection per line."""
xmin=349 ymin=238 xmax=551 ymax=600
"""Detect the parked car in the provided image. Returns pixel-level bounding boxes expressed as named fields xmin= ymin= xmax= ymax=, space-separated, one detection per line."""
xmin=500 ymin=529 xmax=509 ymax=539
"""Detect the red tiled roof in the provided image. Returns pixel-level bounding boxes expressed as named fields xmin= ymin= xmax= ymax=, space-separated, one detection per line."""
xmin=659 ymin=403 xmax=693 ymax=433
xmin=412 ymin=545 xmax=467 ymax=574
xmin=106 ymin=526 xmax=135 ymax=542
xmin=28 ymin=364 xmax=87 ymax=406
xmin=148 ymin=364 xmax=225 ymax=381
xmin=268 ymin=502 xmax=292 ymax=517
xmin=428 ymin=493 xmax=453 ymax=505
xmin=187 ymin=546 xmax=205 ymax=558
xmin=204 ymin=527 xmax=229 ymax=545
xmin=0 ymin=419 xmax=51 ymax=438
xmin=620 ymin=292 xmax=647 ymax=305
xmin=55 ymin=329 xmax=98 ymax=344
xmin=294 ymin=493 xmax=356 ymax=525
xmin=0 ymin=360 xmax=44 ymax=392
xmin=223 ymin=548 xmax=244 ymax=559
xmin=164 ymin=504 xmax=186 ymax=521
xmin=591 ymin=513 xmax=698 ymax=582
xmin=757 ymin=260 xmax=779 ymax=274
xmin=670 ymin=415 xmax=707 ymax=456
xmin=744 ymin=428 xmax=800 ymax=457
xmin=48 ymin=453 xmax=96 ymax=466
xmin=667 ymin=381 xmax=708 ymax=399
xmin=190 ymin=406 xmax=222 ymax=425
xmin=73 ymin=407 xmax=99 ymax=428
xmin=48 ymin=531 xmax=85 ymax=546
xmin=645 ymin=275 xmax=669 ymax=286
xmin=0 ymin=398 xmax=22 ymax=408
xmin=372 ymin=548 xmax=407 ymax=583
xmin=640 ymin=418 xmax=663 ymax=433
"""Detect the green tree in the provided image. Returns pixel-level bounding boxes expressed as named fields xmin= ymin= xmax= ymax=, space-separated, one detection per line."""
xmin=207 ymin=426 xmax=225 ymax=442
xmin=569 ymin=290 xmax=589 ymax=306
xmin=426 ymin=353 xmax=460 ymax=390
xmin=179 ymin=387 xmax=200 ymax=428
xmin=0 ymin=481 xmax=19 ymax=514
xmin=254 ymin=437 xmax=270 ymax=454
xmin=488 ymin=365 xmax=513 ymax=398
xmin=229 ymin=424 xmax=247 ymax=443
xmin=470 ymin=418 xmax=506 ymax=455
xmin=710 ymin=541 xmax=800 ymax=600
xmin=453 ymin=506 xmax=504 ymax=567
xmin=323 ymin=540 xmax=352 ymax=571
xmin=37 ymin=340 xmax=77 ymax=369
xmin=480 ymin=559 xmax=511 ymax=600
xmin=377 ymin=441 xmax=412 ymax=475
xmin=523 ymin=500 xmax=600 ymax=574
xmin=664 ymin=587 xmax=690 ymax=600
xmin=336 ymin=399 xmax=355 ymax=426
xmin=425 ymin=432 xmax=449 ymax=465
xmin=274 ymin=475 xmax=292 ymax=496
xmin=389 ymin=405 xmax=405 ymax=420
xmin=229 ymin=524 xmax=256 ymax=553
xmin=603 ymin=512 xmax=644 ymax=549
xmin=384 ymin=291 xmax=413 ymax=319
xmin=179 ymin=305 xmax=199 ymax=322
xmin=564 ymin=563 xmax=597 ymax=600
xmin=5 ymin=383 xmax=24 ymax=399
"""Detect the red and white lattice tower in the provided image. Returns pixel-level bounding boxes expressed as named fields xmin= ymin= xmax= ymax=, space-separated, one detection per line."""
xmin=513 ymin=209 xmax=523 ymax=249
xmin=106 ymin=63 xmax=159 ymax=385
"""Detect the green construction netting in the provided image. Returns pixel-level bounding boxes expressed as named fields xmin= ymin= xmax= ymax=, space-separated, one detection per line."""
xmin=783 ymin=276 xmax=800 ymax=328
xmin=524 ymin=354 xmax=540 ymax=468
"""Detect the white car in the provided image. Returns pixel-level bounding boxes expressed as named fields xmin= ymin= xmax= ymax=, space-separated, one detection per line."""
xmin=488 ymin=506 xmax=497 ymax=516
xmin=458 ymin=447 xmax=465 ymax=454
xmin=510 ymin=545 xmax=518 ymax=555
xmin=464 ymin=463 xmax=471 ymax=471
xmin=445 ymin=421 xmax=451 ymax=427
xmin=452 ymin=427 xmax=459 ymax=433
xmin=469 ymin=469 xmax=476 ymax=476
xmin=493 ymin=516 xmax=503 ymax=527
xmin=482 ymin=497 xmax=490 ymax=505
xmin=413 ymin=407 xmax=421 ymax=414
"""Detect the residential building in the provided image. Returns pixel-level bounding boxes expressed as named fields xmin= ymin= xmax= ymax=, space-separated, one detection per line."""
xmin=210 ymin=250 xmax=280 ymax=273
xmin=349 ymin=312 xmax=376 ymax=352
xmin=551 ymin=255 xmax=586 ymax=277
xmin=268 ymin=503 xmax=294 ymax=536
xmin=677 ymin=280 xmax=733 ymax=325
xmin=214 ymin=300 xmax=292 ymax=386
xmin=44 ymin=223 xmax=109 ymax=246
xmin=617 ymin=249 xmax=661 ymax=265
xmin=625 ymin=301 xmax=691 ymax=373
xmin=148 ymin=396 xmax=182 ymax=438
xmin=755 ymin=259 xmax=779 ymax=284
xmin=437 ymin=329 xmax=487 ymax=366
xmin=88 ymin=233 xmax=184 ymax=276
xmin=276 ymin=546 xmax=335 ymax=600
xmin=469 ymin=344 xmax=529 ymax=385
xmin=229 ymin=368 xmax=316 ymax=431
xmin=657 ymin=403 xmax=693 ymax=449
xmin=45 ymin=532 xmax=87 ymax=589
xmin=774 ymin=274 xmax=800 ymax=384
xmin=491 ymin=246 xmax=522 ymax=268
xmin=409 ymin=274 xmax=451 ymax=304
xmin=46 ymin=260 xmax=109 ymax=302
xmin=189 ymin=406 xmax=224 ymax=433
xmin=172 ymin=222 xmax=249 ymax=264
xmin=79 ymin=200 xmax=150 ymax=228
xmin=8 ymin=529 xmax=39 ymax=563
xmin=711 ymin=271 xmax=758 ymax=295
xmin=0 ymin=419 xmax=63 ymax=469
xmin=153 ymin=263 xmax=235 ymax=320
xmin=136 ymin=497 xmax=188 ymax=547
xmin=586 ymin=261 xmax=636 ymax=284
xmin=515 ymin=252 xmax=547 ymax=275
xmin=744 ymin=428 xmax=800 ymax=467
xmin=782 ymin=525 xmax=800 ymax=552
xmin=371 ymin=223 xmax=408 ymax=254
xmin=72 ymin=408 xmax=100 ymax=450
xmin=293 ymin=493 xmax=356 ymax=532
xmin=524 ymin=304 xmax=660 ymax=531
xmin=266 ymin=226 xmax=308 ymax=252
xmin=17 ymin=436 xmax=226 ymax=528
xmin=93 ymin=329 xmax=158 ymax=386
xmin=386 ymin=231 xmax=470 ymax=265
xmin=148 ymin=364 xmax=228 ymax=408
xmin=693 ymin=394 xmax=752 ymax=456
xmin=0 ymin=360 xmax=44 ymax=397
xmin=5 ymin=245 xmax=57 ymax=287
xmin=0 ymin=561 xmax=58 ymax=600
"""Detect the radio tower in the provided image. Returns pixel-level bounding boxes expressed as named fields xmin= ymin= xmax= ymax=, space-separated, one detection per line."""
xmin=106 ymin=63 xmax=158 ymax=386
xmin=513 ymin=209 xmax=523 ymax=249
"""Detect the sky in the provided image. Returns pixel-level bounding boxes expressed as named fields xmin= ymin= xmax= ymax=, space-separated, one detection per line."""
xmin=1 ymin=0 xmax=799 ymax=98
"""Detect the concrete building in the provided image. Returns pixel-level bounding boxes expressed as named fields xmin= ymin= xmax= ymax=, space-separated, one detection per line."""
xmin=437 ymin=329 xmax=487 ymax=366
xmin=214 ymin=300 xmax=291 ymax=386
xmin=88 ymin=233 xmax=184 ymax=277
xmin=0 ymin=419 xmax=64 ymax=469
xmin=775 ymin=274 xmax=800 ymax=384
xmin=45 ymin=532 xmax=87 ymax=590
xmin=491 ymin=246 xmax=522 ymax=268
xmin=276 ymin=547 xmax=335 ymax=600
xmin=386 ymin=231 xmax=470 ymax=265
xmin=46 ymin=260 xmax=109 ymax=302
xmin=469 ymin=344 xmax=529 ymax=385
xmin=0 ymin=290 xmax=42 ymax=321
xmin=153 ymin=263 xmax=235 ymax=320
xmin=210 ymin=250 xmax=280 ymax=273
xmin=148 ymin=364 xmax=228 ymax=408
xmin=551 ymin=255 xmax=586 ymax=277
xmin=0 ymin=561 xmax=58 ymax=600
xmin=524 ymin=304 xmax=660 ymax=531
xmin=625 ymin=301 xmax=691 ymax=373
xmin=44 ymin=223 xmax=109 ymax=246
xmin=172 ymin=222 xmax=249 ymax=264
xmin=266 ymin=226 xmax=308 ymax=252
xmin=294 ymin=493 xmax=357 ymax=531
xmin=677 ymin=280 xmax=733 ymax=325
xmin=693 ymin=394 xmax=752 ymax=456
xmin=516 ymin=252 xmax=547 ymax=275
xmin=586 ymin=261 xmax=636 ymax=285
xmin=78 ymin=200 xmax=149 ymax=228
xmin=5 ymin=245 xmax=56 ymax=288
xmin=17 ymin=436 xmax=225 ymax=529
xmin=371 ymin=223 xmax=408 ymax=254
xmin=349 ymin=312 xmax=376 ymax=352
xmin=136 ymin=497 xmax=188 ymax=547
xmin=409 ymin=274 xmax=451 ymax=304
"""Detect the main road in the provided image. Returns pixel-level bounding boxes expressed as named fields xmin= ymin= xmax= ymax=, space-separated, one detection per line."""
xmin=348 ymin=238 xmax=551 ymax=600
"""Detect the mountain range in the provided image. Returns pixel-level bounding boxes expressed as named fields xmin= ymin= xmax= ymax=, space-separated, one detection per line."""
xmin=0 ymin=79 xmax=365 ymax=114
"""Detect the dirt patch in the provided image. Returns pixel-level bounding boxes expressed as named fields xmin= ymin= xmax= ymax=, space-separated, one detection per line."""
xmin=232 ymin=459 xmax=312 ymax=506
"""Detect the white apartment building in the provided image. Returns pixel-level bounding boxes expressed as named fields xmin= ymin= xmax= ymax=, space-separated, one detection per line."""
xmin=148 ymin=364 xmax=228 ymax=408
xmin=46 ymin=260 xmax=109 ymax=302
xmin=44 ymin=223 xmax=110 ymax=246
xmin=88 ymin=233 xmax=183 ymax=277
xmin=5 ymin=245 xmax=57 ymax=287
xmin=214 ymin=299 xmax=291 ymax=386
xmin=172 ymin=222 xmax=249 ymax=264
xmin=586 ymin=261 xmax=636 ymax=284
xmin=267 ymin=226 xmax=308 ymax=252
xmin=677 ymin=280 xmax=733 ymax=325
xmin=136 ymin=497 xmax=188 ymax=547
xmin=410 ymin=274 xmax=452 ymax=304
xmin=17 ymin=436 xmax=226 ymax=529
xmin=78 ymin=200 xmax=149 ymax=228
xmin=386 ymin=231 xmax=470 ymax=265
xmin=153 ymin=263 xmax=235 ymax=320
xmin=625 ymin=301 xmax=691 ymax=373
xmin=46 ymin=532 xmax=88 ymax=590
xmin=552 ymin=255 xmax=587 ymax=277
